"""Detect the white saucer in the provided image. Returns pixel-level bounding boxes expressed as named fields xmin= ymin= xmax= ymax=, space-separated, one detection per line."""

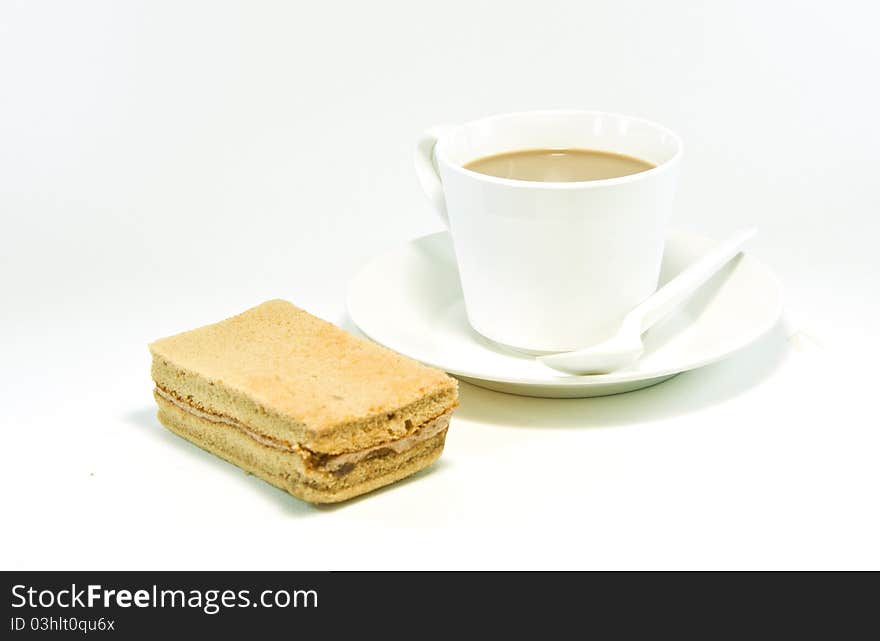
xmin=347 ymin=230 xmax=783 ymax=398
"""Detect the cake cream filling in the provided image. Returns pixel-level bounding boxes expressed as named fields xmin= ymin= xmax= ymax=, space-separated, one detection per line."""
xmin=154 ymin=387 xmax=451 ymax=472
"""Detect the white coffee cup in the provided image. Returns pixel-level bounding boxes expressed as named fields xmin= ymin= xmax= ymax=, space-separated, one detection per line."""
xmin=415 ymin=110 xmax=682 ymax=354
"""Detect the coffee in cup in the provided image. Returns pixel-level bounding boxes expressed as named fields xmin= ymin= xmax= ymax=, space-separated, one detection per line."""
xmin=463 ymin=148 xmax=655 ymax=182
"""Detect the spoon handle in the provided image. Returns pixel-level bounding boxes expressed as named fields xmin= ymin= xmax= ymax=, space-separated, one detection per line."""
xmin=625 ymin=227 xmax=757 ymax=334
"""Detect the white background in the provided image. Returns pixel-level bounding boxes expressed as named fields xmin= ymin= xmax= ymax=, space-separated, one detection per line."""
xmin=2 ymin=0 xmax=878 ymax=569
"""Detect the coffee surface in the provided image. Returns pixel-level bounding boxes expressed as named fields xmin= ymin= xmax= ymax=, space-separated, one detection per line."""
xmin=464 ymin=148 xmax=655 ymax=182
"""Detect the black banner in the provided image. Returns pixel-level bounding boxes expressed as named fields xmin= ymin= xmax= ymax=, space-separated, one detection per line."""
xmin=1 ymin=571 xmax=873 ymax=636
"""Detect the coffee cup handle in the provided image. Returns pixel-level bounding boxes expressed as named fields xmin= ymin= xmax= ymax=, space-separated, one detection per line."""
xmin=414 ymin=125 xmax=456 ymax=227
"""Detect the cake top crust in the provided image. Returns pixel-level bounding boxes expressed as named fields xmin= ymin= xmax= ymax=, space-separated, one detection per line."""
xmin=149 ymin=300 xmax=457 ymax=435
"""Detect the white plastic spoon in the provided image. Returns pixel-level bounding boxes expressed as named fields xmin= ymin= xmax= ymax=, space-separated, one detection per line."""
xmin=538 ymin=227 xmax=757 ymax=375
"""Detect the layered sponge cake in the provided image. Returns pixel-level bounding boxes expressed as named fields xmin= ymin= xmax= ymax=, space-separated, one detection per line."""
xmin=149 ymin=300 xmax=458 ymax=503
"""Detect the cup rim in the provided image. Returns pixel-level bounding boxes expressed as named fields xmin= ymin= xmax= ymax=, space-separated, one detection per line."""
xmin=435 ymin=109 xmax=683 ymax=189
